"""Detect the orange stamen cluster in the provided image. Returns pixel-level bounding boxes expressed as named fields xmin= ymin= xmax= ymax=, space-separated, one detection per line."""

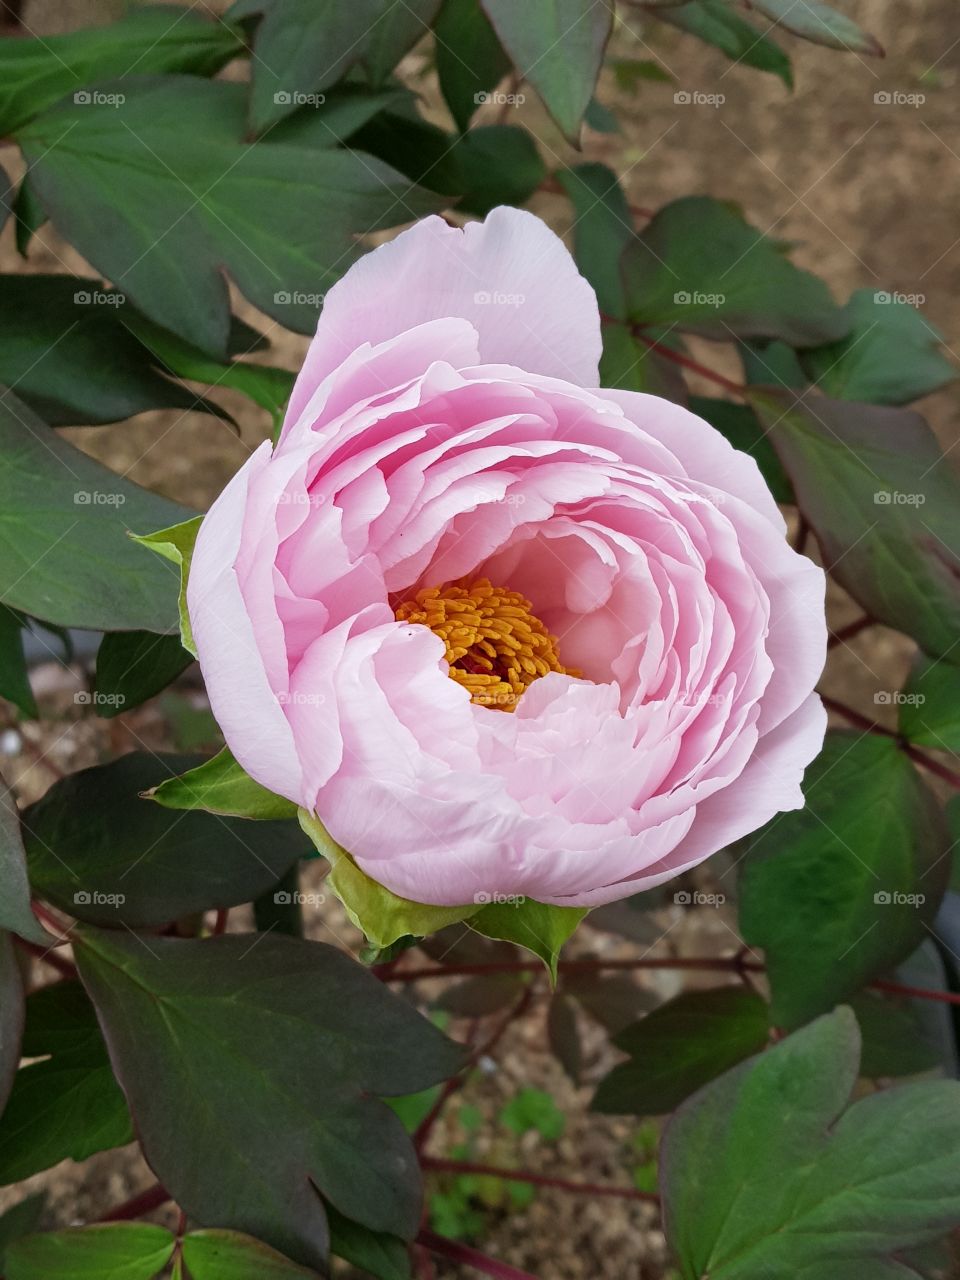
xmin=394 ymin=578 xmax=574 ymax=711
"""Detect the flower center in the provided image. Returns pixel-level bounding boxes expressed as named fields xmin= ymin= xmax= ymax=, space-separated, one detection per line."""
xmin=394 ymin=578 xmax=574 ymax=711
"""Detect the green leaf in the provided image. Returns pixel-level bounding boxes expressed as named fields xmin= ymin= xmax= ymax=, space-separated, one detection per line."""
xmin=16 ymin=77 xmax=441 ymax=356
xmin=0 ymin=391 xmax=190 ymax=633
xmin=0 ymin=163 xmax=12 ymax=234
xmin=557 ymin=162 xmax=633 ymax=318
xmin=326 ymin=1206 xmax=410 ymax=1280
xmin=660 ymin=1008 xmax=960 ymax=1280
xmin=623 ymin=196 xmax=846 ymax=346
xmin=899 ymin=653 xmax=960 ymax=752
xmin=739 ymin=733 xmax=950 ymax=1029
xmin=5 ymin=1225 xmax=175 ymax=1280
xmin=73 ymin=927 xmax=465 ymax=1269
xmin=181 ymin=1230 xmax=320 ymax=1278
xmin=0 ymin=769 xmax=52 ymax=946
xmin=0 ymin=5 xmax=243 ymax=135
xmin=850 ymin=992 xmax=942 ymax=1078
xmin=299 ymin=812 xmax=477 ymax=949
xmin=94 ymin=630 xmax=192 ymax=719
xmin=130 ymin=516 xmax=202 ymax=654
xmin=231 ymin=0 xmax=390 ymax=131
xmin=12 ymin=174 xmax=45 ymax=256
xmin=653 ymin=1 xmax=793 ymax=87
xmin=800 ymin=289 xmax=956 ymax=405
xmin=592 ymin=987 xmax=769 ymax=1115
xmin=451 ymin=124 xmax=546 ymax=216
xmin=480 ymin=0 xmax=613 ymax=141
xmin=0 ymin=276 xmax=232 ymax=428
xmin=0 ymin=1195 xmax=46 ymax=1270
xmin=499 ymin=1086 xmax=564 ymax=1139
xmin=0 ymin=933 xmax=24 ymax=1119
xmin=469 ymin=898 xmax=586 ymax=981
xmin=149 ymin=747 xmax=297 ymax=820
xmin=0 ymin=983 xmax=132 ymax=1184
xmin=688 ymin=396 xmax=793 ymax=504
xmin=0 ymin=607 xmax=37 ymax=719
xmin=598 ymin=322 xmax=688 ymax=401
xmin=435 ymin=0 xmax=511 ymax=132
xmin=364 ymin=0 xmax=442 ymax=82
xmin=23 ymin=752 xmax=310 ymax=927
xmin=748 ymin=0 xmax=882 ymax=55
xmin=750 ymin=388 xmax=960 ymax=665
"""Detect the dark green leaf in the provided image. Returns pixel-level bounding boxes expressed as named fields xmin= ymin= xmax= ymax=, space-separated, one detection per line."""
xmin=23 ymin=752 xmax=311 ymax=927
xmin=268 ymin=85 xmax=413 ymax=149
xmin=660 ymin=1008 xmax=960 ymax=1279
xmin=623 ymin=196 xmax=846 ymax=345
xmin=480 ymin=0 xmax=613 ymax=140
xmin=653 ymin=1 xmax=793 ymax=87
xmin=562 ymin=971 xmax=657 ymax=1034
xmin=557 ymin=162 xmax=633 ymax=318
xmin=748 ymin=0 xmax=882 ymax=55
xmin=469 ymin=898 xmax=586 ymax=981
xmin=0 ymin=6 xmax=243 ymax=135
xmin=17 ymin=77 xmax=441 ymax=356
xmin=851 ymin=992 xmax=942 ymax=1078
xmin=326 ymin=1205 xmax=410 ymax=1280
xmin=800 ymin=289 xmax=955 ymax=405
xmin=739 ymin=733 xmax=950 ymax=1029
xmin=434 ymin=0 xmax=511 ymax=132
xmin=598 ymin=322 xmax=689 ymax=401
xmin=0 ymin=770 xmax=52 ymax=946
xmin=12 ymin=174 xmax=45 ymax=257
xmin=0 ymin=607 xmax=37 ymax=719
xmin=0 ymin=933 xmax=24 ymax=1119
xmin=180 ymin=1229 xmax=320 ymax=1278
xmin=900 ymin=653 xmax=960 ymax=753
xmin=738 ymin=336 xmax=807 ymax=389
xmin=5 ymin=1224 xmax=174 ymax=1280
xmin=149 ymin=747 xmax=297 ymax=820
xmin=0 ymin=983 xmax=132 ymax=1184
xmin=94 ymin=630 xmax=192 ymax=718
xmin=688 ymin=396 xmax=793 ymax=504
xmin=131 ymin=516 xmax=202 ymax=654
xmin=610 ymin=57 xmax=674 ymax=92
xmin=0 ymin=390 xmax=189 ymax=633
xmin=364 ymin=0 xmax=442 ymax=82
xmin=751 ymin=388 xmax=960 ymax=665
xmin=0 ymin=276 xmax=229 ymax=427
xmin=453 ymin=124 xmax=545 ymax=215
xmin=0 ymin=1195 xmax=46 ymax=1270
xmin=593 ymin=987 xmax=769 ymax=1115
xmin=74 ymin=927 xmax=465 ymax=1269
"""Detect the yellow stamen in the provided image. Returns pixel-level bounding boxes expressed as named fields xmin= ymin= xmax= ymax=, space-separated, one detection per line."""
xmin=394 ymin=578 xmax=575 ymax=711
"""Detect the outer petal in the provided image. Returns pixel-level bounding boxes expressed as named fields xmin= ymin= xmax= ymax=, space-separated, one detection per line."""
xmin=284 ymin=208 xmax=603 ymax=429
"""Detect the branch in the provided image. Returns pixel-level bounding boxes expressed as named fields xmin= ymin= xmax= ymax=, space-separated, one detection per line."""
xmin=417 ymin=1229 xmax=540 ymax=1280
xmin=422 ymin=1158 xmax=659 ymax=1204
xmin=633 ymin=332 xmax=747 ymax=398
xmin=14 ymin=937 xmax=77 ymax=979
xmin=821 ymin=694 xmax=960 ymax=789
xmin=828 ymin=615 xmax=874 ymax=649
xmin=873 ymin=979 xmax=960 ymax=1008
xmin=97 ymin=1183 xmax=171 ymax=1222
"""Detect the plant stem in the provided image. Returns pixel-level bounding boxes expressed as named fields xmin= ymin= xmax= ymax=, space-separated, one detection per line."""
xmin=391 ymin=955 xmax=756 ymax=982
xmin=417 ymin=1229 xmax=540 ymax=1280
xmin=828 ymin=615 xmax=874 ymax=648
xmin=633 ymin=332 xmax=747 ymax=397
xmin=98 ymin=1183 xmax=171 ymax=1222
xmin=821 ymin=694 xmax=960 ymax=789
xmin=422 ymin=1158 xmax=659 ymax=1204
xmin=31 ymin=901 xmax=71 ymax=940
xmin=13 ymin=937 xmax=77 ymax=979
xmin=873 ymin=979 xmax=960 ymax=1007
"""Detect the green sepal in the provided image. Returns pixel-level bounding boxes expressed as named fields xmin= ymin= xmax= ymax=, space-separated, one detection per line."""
xmin=130 ymin=515 xmax=202 ymax=655
xmin=147 ymin=746 xmax=297 ymax=820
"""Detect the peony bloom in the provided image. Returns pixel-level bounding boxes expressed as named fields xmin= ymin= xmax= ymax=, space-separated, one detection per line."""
xmin=187 ymin=207 xmax=826 ymax=908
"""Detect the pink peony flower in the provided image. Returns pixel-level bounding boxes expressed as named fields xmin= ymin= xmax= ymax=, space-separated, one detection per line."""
xmin=187 ymin=207 xmax=826 ymax=907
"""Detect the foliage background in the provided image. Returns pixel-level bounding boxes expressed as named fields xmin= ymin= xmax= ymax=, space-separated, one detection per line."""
xmin=1 ymin=1 xmax=959 ymax=1277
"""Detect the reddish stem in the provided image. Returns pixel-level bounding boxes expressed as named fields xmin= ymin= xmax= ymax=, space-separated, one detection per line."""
xmin=828 ymin=615 xmax=874 ymax=649
xmin=821 ymin=695 xmax=960 ymax=790
xmin=13 ymin=937 xmax=77 ymax=979
xmin=417 ymin=1229 xmax=540 ymax=1280
xmin=423 ymin=1158 xmax=659 ymax=1204
xmin=211 ymin=908 xmax=229 ymax=936
xmin=634 ymin=332 xmax=746 ymax=397
xmin=392 ymin=955 xmax=756 ymax=983
xmin=873 ymin=979 xmax=960 ymax=1008
xmin=31 ymin=901 xmax=71 ymax=940
xmin=792 ymin=515 xmax=810 ymax=554
xmin=98 ymin=1183 xmax=171 ymax=1222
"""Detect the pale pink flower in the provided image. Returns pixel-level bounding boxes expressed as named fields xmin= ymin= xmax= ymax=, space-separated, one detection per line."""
xmin=187 ymin=207 xmax=826 ymax=907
